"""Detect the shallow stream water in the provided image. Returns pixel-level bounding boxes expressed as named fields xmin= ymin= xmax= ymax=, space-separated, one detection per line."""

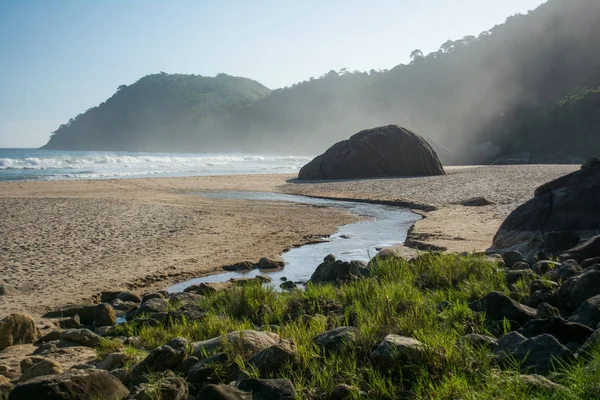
xmin=168 ymin=191 xmax=420 ymax=292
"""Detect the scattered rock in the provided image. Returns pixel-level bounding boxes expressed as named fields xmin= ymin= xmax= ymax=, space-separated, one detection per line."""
xmin=372 ymin=334 xmax=429 ymax=367
xmin=494 ymin=333 xmax=571 ymax=375
xmin=8 ymin=369 xmax=129 ymax=400
xmin=502 ymin=251 xmax=526 ymax=269
xmin=94 ymin=303 xmax=117 ymax=327
xmin=192 ymin=331 xmax=280 ymax=359
xmin=257 ymin=257 xmax=285 ymax=270
xmin=43 ymin=304 xmax=96 ymax=325
xmin=19 ymin=359 xmax=63 ymax=382
xmin=529 ymin=280 xmax=559 ymax=307
xmin=141 ymin=292 xmax=165 ymax=304
xmin=505 ymin=269 xmax=537 ymax=287
xmin=60 ymin=329 xmax=102 ymax=348
xmin=280 ymin=281 xmax=297 ymax=290
xmin=246 ymin=340 xmax=297 ymax=376
xmin=324 ymin=254 xmax=336 ymax=263
xmin=111 ymin=299 xmax=139 ymax=313
xmin=128 ymin=375 xmax=188 ymax=400
xmin=132 ymin=337 xmax=189 ymax=376
xmin=58 ymin=315 xmax=80 ymax=329
xmin=468 ymin=292 xmax=536 ymax=326
xmin=298 ymin=125 xmax=445 ymax=180
xmin=577 ymin=328 xmax=600 ymax=359
xmin=223 ymin=261 xmax=256 ymax=272
xmin=184 ymin=282 xmax=233 ymax=296
xmin=198 ymin=384 xmax=250 ymax=399
xmin=537 ymin=303 xmax=560 ymax=319
xmin=457 ymin=197 xmax=495 ymax=206
xmin=0 ymin=376 xmax=12 ymax=400
xmin=313 ymin=327 xmax=358 ymax=353
xmin=568 ymin=295 xmax=600 ymax=328
xmin=557 ymin=269 xmax=600 ymax=310
xmin=116 ymin=291 xmax=142 ymax=303
xmin=0 ymin=313 xmax=41 ymax=350
xmin=135 ymin=298 xmax=168 ymax=318
xmin=517 ymin=317 xmax=593 ymax=347
xmin=310 ymin=260 xmax=366 ymax=284
xmin=458 ymin=333 xmax=498 ymax=350
xmin=238 ymin=378 xmax=296 ymax=400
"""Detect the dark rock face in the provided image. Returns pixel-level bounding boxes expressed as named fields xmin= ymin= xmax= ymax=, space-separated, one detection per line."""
xmin=468 ymin=292 xmax=536 ymax=326
xmin=568 ymin=295 xmax=600 ymax=328
xmin=8 ymin=369 xmax=129 ymax=400
xmin=557 ymin=270 xmax=600 ymax=310
xmin=490 ymin=163 xmax=600 ymax=260
xmin=298 ymin=125 xmax=445 ymax=180
xmin=517 ymin=317 xmax=593 ymax=347
xmin=494 ymin=333 xmax=571 ymax=375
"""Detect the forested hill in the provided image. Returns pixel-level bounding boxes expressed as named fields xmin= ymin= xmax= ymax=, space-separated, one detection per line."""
xmin=44 ymin=0 xmax=600 ymax=163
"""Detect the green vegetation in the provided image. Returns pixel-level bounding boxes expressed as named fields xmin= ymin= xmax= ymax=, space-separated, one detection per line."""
xmin=45 ymin=0 xmax=600 ymax=162
xmin=107 ymin=254 xmax=600 ymax=399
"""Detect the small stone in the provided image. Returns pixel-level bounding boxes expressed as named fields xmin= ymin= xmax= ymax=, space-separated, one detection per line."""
xmin=537 ymin=303 xmax=560 ymax=319
xmin=324 ymin=254 xmax=336 ymax=263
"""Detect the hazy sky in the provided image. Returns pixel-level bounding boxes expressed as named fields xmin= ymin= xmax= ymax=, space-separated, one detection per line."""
xmin=0 ymin=0 xmax=546 ymax=148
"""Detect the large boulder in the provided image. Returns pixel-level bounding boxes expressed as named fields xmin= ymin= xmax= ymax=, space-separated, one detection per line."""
xmin=490 ymin=162 xmax=600 ymax=260
xmin=8 ymin=369 xmax=129 ymax=400
xmin=298 ymin=125 xmax=445 ymax=180
xmin=0 ymin=313 xmax=41 ymax=350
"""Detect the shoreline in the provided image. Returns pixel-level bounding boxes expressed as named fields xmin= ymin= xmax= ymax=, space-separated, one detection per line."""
xmin=0 ymin=165 xmax=578 ymax=318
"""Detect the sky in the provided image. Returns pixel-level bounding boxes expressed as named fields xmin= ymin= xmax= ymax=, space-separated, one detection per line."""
xmin=0 ymin=0 xmax=546 ymax=148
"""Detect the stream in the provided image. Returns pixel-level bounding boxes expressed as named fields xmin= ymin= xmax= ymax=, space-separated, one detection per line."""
xmin=168 ymin=191 xmax=421 ymax=292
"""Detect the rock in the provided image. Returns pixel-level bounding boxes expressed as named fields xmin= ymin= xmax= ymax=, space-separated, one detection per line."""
xmin=197 ymin=384 xmax=250 ymax=399
xmin=537 ymin=303 xmax=560 ymax=319
xmin=581 ymin=257 xmax=600 ymax=270
xmin=8 ymin=369 xmax=129 ymax=400
xmin=20 ymin=357 xmax=47 ymax=373
xmin=168 ymin=292 xmax=204 ymax=305
xmin=468 ymin=292 xmax=536 ymax=326
xmin=186 ymin=353 xmax=227 ymax=386
xmin=100 ymin=291 xmax=122 ymax=303
xmin=280 ymin=281 xmax=297 ymax=290
xmin=310 ymin=260 xmax=366 ymax=284
xmin=529 ymin=280 xmax=559 ymax=307
xmin=330 ymin=384 xmax=361 ymax=400
xmin=238 ymin=378 xmax=296 ymax=400
xmin=313 ymin=327 xmax=358 ymax=352
xmin=577 ymin=328 xmax=600 ymax=358
xmin=494 ymin=333 xmax=572 ymax=374
xmin=531 ymin=260 xmax=560 ymax=275
xmin=0 ymin=377 xmax=12 ymax=400
xmin=505 ymin=269 xmax=537 ymax=287
xmin=192 ymin=330 xmax=280 ymax=359
xmin=457 ymin=197 xmax=495 ymax=206
xmin=502 ymin=251 xmax=525 ymax=269
xmin=493 ymin=332 xmax=527 ymax=356
xmin=141 ymin=292 xmax=165 ymax=304
xmin=490 ymin=165 xmax=600 ymax=260
xmin=543 ymin=231 xmax=581 ymax=257
xmin=184 ymin=282 xmax=233 ymax=295
xmin=128 ymin=375 xmax=188 ymax=400
xmin=111 ymin=299 xmax=139 ymax=313
xmin=568 ymin=295 xmax=600 ymax=328
xmin=43 ymin=304 xmax=96 ymax=325
xmin=257 ymin=257 xmax=285 ymax=270
xmin=94 ymin=303 xmax=117 ymax=327
xmin=544 ymin=260 xmax=582 ymax=282
xmin=135 ymin=298 xmax=168 ymax=317
xmin=0 ymin=313 xmax=41 ymax=350
xmin=19 ymin=359 xmax=63 ymax=382
xmin=58 ymin=315 xmax=80 ymax=329
xmin=298 ymin=125 xmax=445 ymax=180
xmin=582 ymin=156 xmax=600 ymax=169
xmin=110 ymin=368 xmax=131 ymax=387
xmin=517 ymin=317 xmax=593 ymax=347
xmin=557 ymin=269 xmax=600 ymax=310
xmin=116 ymin=291 xmax=142 ymax=303
xmin=133 ymin=338 xmax=189 ymax=376
xmin=246 ymin=340 xmax=297 ymax=376
xmin=60 ymin=329 xmax=102 ymax=347
xmin=458 ymin=333 xmax=498 ymax=350
xmin=373 ymin=334 xmax=429 ymax=367
xmin=510 ymin=262 xmax=530 ymax=271
xmin=223 ymin=261 xmax=256 ymax=272
xmin=561 ymin=235 xmax=600 ymax=262
xmin=98 ymin=352 xmax=128 ymax=371
xmin=324 ymin=254 xmax=336 ymax=263
xmin=166 ymin=304 xmax=207 ymax=325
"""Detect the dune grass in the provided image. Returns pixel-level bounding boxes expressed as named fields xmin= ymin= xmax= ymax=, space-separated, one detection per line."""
xmin=108 ymin=253 xmax=600 ymax=399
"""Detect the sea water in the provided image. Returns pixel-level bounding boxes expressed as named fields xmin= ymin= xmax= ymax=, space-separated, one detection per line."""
xmin=0 ymin=149 xmax=311 ymax=182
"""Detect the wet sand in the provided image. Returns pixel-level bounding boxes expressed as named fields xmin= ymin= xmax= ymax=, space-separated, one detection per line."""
xmin=0 ymin=165 xmax=577 ymax=317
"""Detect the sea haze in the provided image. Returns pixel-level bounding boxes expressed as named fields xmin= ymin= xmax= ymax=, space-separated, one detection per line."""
xmin=0 ymin=149 xmax=311 ymax=182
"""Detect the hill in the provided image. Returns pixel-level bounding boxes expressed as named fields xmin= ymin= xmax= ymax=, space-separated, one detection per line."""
xmin=44 ymin=0 xmax=600 ymax=162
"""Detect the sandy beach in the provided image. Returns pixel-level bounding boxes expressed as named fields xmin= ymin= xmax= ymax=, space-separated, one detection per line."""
xmin=0 ymin=165 xmax=578 ymax=318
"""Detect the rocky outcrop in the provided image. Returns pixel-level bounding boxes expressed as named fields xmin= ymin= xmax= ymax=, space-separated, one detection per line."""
xmin=490 ymin=162 xmax=600 ymax=260
xmin=0 ymin=314 xmax=41 ymax=351
xmin=298 ymin=125 xmax=445 ymax=180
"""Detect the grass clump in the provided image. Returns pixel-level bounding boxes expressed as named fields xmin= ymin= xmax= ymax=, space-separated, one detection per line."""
xmin=105 ymin=253 xmax=597 ymax=399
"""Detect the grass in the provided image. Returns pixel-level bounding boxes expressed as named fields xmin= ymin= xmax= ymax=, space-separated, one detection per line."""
xmin=105 ymin=253 xmax=600 ymax=399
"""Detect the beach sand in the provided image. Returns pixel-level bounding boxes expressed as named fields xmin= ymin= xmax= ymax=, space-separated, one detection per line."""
xmin=0 ymin=164 xmax=578 ymax=317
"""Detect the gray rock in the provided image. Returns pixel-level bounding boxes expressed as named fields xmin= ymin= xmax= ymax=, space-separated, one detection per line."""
xmin=510 ymin=262 xmax=531 ymax=271
xmin=495 ymin=333 xmax=571 ymax=375
xmin=20 ymin=357 xmax=47 ymax=373
xmin=0 ymin=313 xmax=41 ymax=350
xmin=111 ymin=299 xmax=139 ymax=312
xmin=186 ymin=353 xmax=227 ymax=386
xmin=133 ymin=337 xmax=189 ymax=375
xmin=141 ymin=292 xmax=165 ymax=304
xmin=310 ymin=260 xmax=365 ymax=284
xmin=128 ymin=375 xmax=188 ymax=400
xmin=519 ymin=374 xmax=568 ymax=392
xmin=61 ymin=329 xmax=102 ymax=347
xmin=168 ymin=292 xmax=204 ymax=305
xmin=458 ymin=333 xmax=498 ymax=350
xmin=568 ymin=295 xmax=600 ymax=328
xmin=198 ymin=384 xmax=250 ymax=399
xmin=192 ymin=330 xmax=280 ymax=359
xmin=581 ymin=257 xmax=600 ymax=270
xmin=94 ymin=303 xmax=116 ymax=327
xmin=313 ymin=327 xmax=358 ymax=353
xmin=257 ymin=257 xmax=285 ymax=270
xmin=557 ymin=269 xmax=600 ymax=310
xmin=58 ymin=314 xmax=80 ymax=329
xmin=8 ymin=369 xmax=129 ymax=400
xmin=116 ymin=291 xmax=142 ymax=303
xmin=494 ymin=332 xmax=527 ymax=356
xmin=246 ymin=340 xmax=297 ymax=376
xmin=330 ymin=384 xmax=362 ymax=400
xmin=537 ymin=303 xmax=560 ymax=319
xmin=135 ymin=298 xmax=168 ymax=318
xmin=43 ymin=304 xmax=96 ymax=325
xmin=517 ymin=317 xmax=593 ymax=347
xmin=19 ymin=359 xmax=63 ymax=382
xmin=298 ymin=125 xmax=445 ymax=180
xmin=97 ymin=352 xmax=128 ymax=371
xmin=505 ymin=269 xmax=537 ymax=287
xmin=238 ymin=378 xmax=296 ymax=400
xmin=502 ymin=251 xmax=526 ymax=268
xmin=529 ymin=280 xmax=559 ymax=307
xmin=166 ymin=305 xmax=207 ymax=326
xmin=324 ymin=254 xmax=336 ymax=263
xmin=576 ymin=328 xmax=600 ymax=359
xmin=531 ymin=261 xmax=560 ymax=275
xmin=372 ymin=334 xmax=429 ymax=366
xmin=468 ymin=292 xmax=536 ymax=326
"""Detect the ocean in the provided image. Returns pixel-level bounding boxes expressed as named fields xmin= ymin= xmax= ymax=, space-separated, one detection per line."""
xmin=0 ymin=149 xmax=312 ymax=182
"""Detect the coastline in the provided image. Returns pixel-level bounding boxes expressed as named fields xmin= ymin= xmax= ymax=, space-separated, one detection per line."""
xmin=0 ymin=165 xmax=578 ymax=317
